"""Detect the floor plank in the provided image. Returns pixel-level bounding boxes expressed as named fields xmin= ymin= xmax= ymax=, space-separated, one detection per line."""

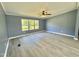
xmin=7 ymin=32 xmax=79 ymax=57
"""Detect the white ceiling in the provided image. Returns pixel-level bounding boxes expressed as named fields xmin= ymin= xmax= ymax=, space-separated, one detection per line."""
xmin=1 ymin=2 xmax=77 ymax=18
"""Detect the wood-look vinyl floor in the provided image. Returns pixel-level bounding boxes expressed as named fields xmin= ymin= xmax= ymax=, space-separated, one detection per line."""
xmin=7 ymin=32 xmax=79 ymax=57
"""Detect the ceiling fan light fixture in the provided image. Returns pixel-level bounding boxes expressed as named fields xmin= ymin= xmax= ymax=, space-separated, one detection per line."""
xmin=42 ymin=10 xmax=47 ymax=15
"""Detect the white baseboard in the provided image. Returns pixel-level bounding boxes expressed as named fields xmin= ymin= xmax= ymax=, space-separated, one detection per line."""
xmin=47 ymin=31 xmax=79 ymax=40
xmin=4 ymin=31 xmax=78 ymax=57
xmin=47 ymin=31 xmax=75 ymax=38
xmin=4 ymin=39 xmax=10 ymax=57
xmin=74 ymin=37 xmax=78 ymax=40
xmin=8 ymin=34 xmax=28 ymax=40
xmin=8 ymin=30 xmax=46 ymax=40
xmin=4 ymin=30 xmax=45 ymax=56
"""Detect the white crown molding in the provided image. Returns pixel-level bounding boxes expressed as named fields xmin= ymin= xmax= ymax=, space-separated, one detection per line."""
xmin=1 ymin=2 xmax=77 ymax=19
xmin=7 ymin=8 xmax=77 ymax=19
xmin=0 ymin=2 xmax=6 ymax=14
xmin=45 ymin=8 xmax=77 ymax=19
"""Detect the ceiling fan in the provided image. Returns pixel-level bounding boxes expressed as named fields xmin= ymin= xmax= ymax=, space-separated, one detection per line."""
xmin=41 ymin=10 xmax=52 ymax=15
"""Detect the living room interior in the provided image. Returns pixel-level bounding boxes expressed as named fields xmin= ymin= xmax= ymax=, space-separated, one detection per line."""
xmin=0 ymin=2 xmax=79 ymax=57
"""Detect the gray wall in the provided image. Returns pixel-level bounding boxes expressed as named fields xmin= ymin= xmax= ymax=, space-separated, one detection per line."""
xmin=75 ymin=9 xmax=79 ymax=38
xmin=6 ymin=15 xmax=46 ymax=38
xmin=0 ymin=4 xmax=8 ymax=57
xmin=46 ymin=10 xmax=77 ymax=36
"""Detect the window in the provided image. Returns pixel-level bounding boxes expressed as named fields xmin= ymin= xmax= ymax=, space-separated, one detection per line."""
xmin=21 ymin=19 xmax=39 ymax=31
xmin=21 ymin=19 xmax=28 ymax=31
xmin=29 ymin=20 xmax=35 ymax=30
xmin=35 ymin=20 xmax=39 ymax=29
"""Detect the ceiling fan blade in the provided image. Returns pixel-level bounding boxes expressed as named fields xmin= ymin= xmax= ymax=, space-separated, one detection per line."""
xmin=46 ymin=14 xmax=52 ymax=15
